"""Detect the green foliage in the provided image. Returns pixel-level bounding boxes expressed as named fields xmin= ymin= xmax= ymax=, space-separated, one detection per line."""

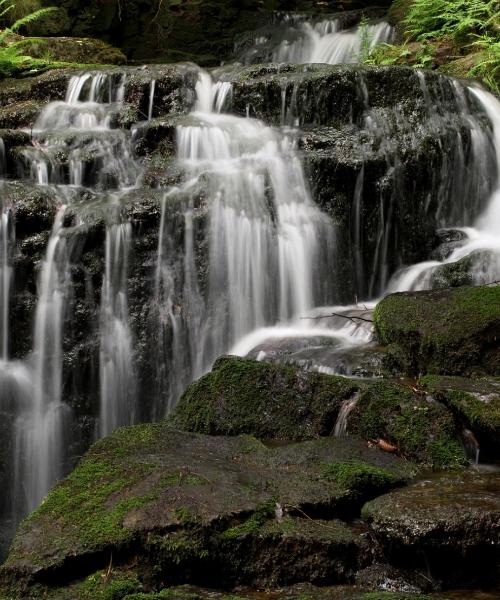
xmin=369 ymin=0 xmax=500 ymax=91
xmin=0 ymin=1 xmax=57 ymax=77
xmin=469 ymin=34 xmax=500 ymax=93
xmin=0 ymin=2 xmax=56 ymax=43
xmin=357 ymin=16 xmax=374 ymax=62
xmin=404 ymin=0 xmax=497 ymax=44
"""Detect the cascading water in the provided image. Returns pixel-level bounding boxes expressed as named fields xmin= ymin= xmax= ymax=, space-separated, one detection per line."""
xmin=153 ymin=71 xmax=341 ymax=404
xmin=241 ymin=14 xmax=394 ymax=64
xmin=99 ymin=216 xmax=136 ymax=437
xmin=4 ymin=72 xmax=142 ymax=535
xmin=13 ymin=207 xmax=73 ymax=514
xmin=388 ymin=87 xmax=500 ymax=292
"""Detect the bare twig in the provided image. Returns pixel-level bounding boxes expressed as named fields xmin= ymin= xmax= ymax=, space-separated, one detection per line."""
xmin=301 ymin=312 xmax=373 ymax=324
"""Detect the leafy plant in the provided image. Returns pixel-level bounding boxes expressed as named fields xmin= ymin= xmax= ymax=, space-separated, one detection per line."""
xmin=0 ymin=0 xmax=56 ymax=77
xmin=357 ymin=16 xmax=374 ymax=63
xmin=468 ymin=34 xmax=500 ymax=93
xmin=404 ymin=0 xmax=498 ymax=44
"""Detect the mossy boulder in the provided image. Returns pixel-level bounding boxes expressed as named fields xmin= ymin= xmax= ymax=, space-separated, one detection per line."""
xmin=362 ymin=470 xmax=500 ymax=587
xmin=374 ymin=286 xmax=500 ymax=376
xmin=420 ymin=376 xmax=500 ymax=459
xmin=14 ymin=37 xmax=126 ymax=65
xmin=0 ymin=424 xmax=414 ymax=596
xmin=170 ymin=356 xmax=360 ymax=440
xmin=348 ymin=381 xmax=466 ymax=470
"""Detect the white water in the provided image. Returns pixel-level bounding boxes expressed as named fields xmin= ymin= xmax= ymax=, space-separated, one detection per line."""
xmin=388 ymin=88 xmax=500 ymax=292
xmin=148 ymin=79 xmax=156 ymax=121
xmin=243 ymin=16 xmax=394 ymax=65
xmin=27 ymin=72 xmax=139 ymax=190
xmin=274 ymin=20 xmax=393 ymax=64
xmin=0 ymin=206 xmax=13 ymax=360
xmin=14 ymin=207 xmax=72 ymax=513
xmin=99 ymin=219 xmax=136 ymax=437
xmin=179 ymin=73 xmax=334 ymax=363
xmin=333 ymin=392 xmax=360 ymax=437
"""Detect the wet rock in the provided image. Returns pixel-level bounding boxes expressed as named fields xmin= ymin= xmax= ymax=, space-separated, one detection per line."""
xmin=429 ymin=251 xmax=500 ymax=289
xmin=348 ymin=380 xmax=467 ymax=470
xmin=362 ymin=470 xmax=500 ymax=587
xmin=14 ymin=37 xmax=126 ymax=66
xmin=0 ymin=425 xmax=414 ymax=593
xmin=170 ymin=355 xmax=360 ymax=440
xmin=374 ymin=285 xmax=500 ymax=376
xmin=420 ymin=376 xmax=500 ymax=459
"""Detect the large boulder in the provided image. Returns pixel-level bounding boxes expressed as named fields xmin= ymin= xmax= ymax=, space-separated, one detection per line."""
xmin=170 ymin=355 xmax=359 ymax=439
xmin=0 ymin=424 xmax=415 ymax=597
xmin=362 ymin=470 xmax=500 ymax=587
xmin=374 ymin=285 xmax=500 ymax=376
xmin=171 ymin=357 xmax=467 ymax=469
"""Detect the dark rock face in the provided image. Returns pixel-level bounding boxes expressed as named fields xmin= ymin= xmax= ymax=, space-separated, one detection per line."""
xmin=362 ymin=470 xmax=500 ymax=587
xmin=34 ymin=1 xmax=392 ymax=64
xmin=374 ymin=285 xmax=500 ymax=376
xmin=0 ymin=425 xmax=413 ymax=595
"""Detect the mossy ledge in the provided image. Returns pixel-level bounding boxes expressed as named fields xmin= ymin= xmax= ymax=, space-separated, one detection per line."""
xmin=374 ymin=285 xmax=500 ymax=376
xmin=0 ymin=423 xmax=414 ymax=596
xmin=170 ymin=357 xmax=467 ymax=469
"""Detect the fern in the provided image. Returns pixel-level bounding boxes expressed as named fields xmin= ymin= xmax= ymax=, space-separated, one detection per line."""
xmin=0 ymin=6 xmax=56 ymax=44
xmin=403 ymin=0 xmax=498 ymax=44
xmin=0 ymin=1 xmax=57 ymax=77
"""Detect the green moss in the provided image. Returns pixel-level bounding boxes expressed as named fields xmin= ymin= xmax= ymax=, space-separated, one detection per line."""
xmin=321 ymin=460 xmax=398 ymax=490
xmin=349 ymin=381 xmax=466 ymax=469
xmin=420 ymin=376 xmax=500 ymax=452
xmin=374 ymin=286 xmax=500 ymax=376
xmin=5 ymin=424 xmax=212 ymax=568
xmin=220 ymin=501 xmax=275 ymax=539
xmin=148 ymin=531 xmax=209 ymax=566
xmin=75 ymin=570 xmax=141 ymax=600
xmin=170 ymin=356 xmax=359 ymax=440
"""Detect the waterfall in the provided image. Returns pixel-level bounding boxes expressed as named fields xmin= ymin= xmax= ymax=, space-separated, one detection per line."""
xmin=99 ymin=217 xmax=136 ymax=437
xmin=181 ymin=72 xmax=334 ymax=362
xmin=6 ymin=72 xmax=140 ymax=526
xmin=0 ymin=138 xmax=5 ymax=177
xmin=0 ymin=205 xmax=13 ymax=360
xmin=333 ymin=393 xmax=360 ymax=437
xmin=14 ymin=207 xmax=73 ymax=513
xmin=388 ymin=88 xmax=500 ymax=292
xmin=148 ymin=79 xmax=156 ymax=121
xmin=241 ymin=15 xmax=394 ymax=64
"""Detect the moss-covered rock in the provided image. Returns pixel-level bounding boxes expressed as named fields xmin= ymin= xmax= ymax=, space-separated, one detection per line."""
xmin=374 ymin=286 xmax=500 ymax=376
xmin=420 ymin=376 xmax=500 ymax=459
xmin=362 ymin=470 xmax=500 ymax=587
xmin=348 ymin=381 xmax=466 ymax=469
xmin=0 ymin=424 xmax=415 ymax=595
xmin=170 ymin=355 xmax=359 ymax=439
xmin=13 ymin=36 xmax=126 ymax=65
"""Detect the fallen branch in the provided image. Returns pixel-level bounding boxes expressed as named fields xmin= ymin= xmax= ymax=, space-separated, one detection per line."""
xmin=301 ymin=312 xmax=373 ymax=324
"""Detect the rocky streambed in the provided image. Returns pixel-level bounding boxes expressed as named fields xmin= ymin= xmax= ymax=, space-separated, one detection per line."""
xmin=0 ymin=283 xmax=498 ymax=599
